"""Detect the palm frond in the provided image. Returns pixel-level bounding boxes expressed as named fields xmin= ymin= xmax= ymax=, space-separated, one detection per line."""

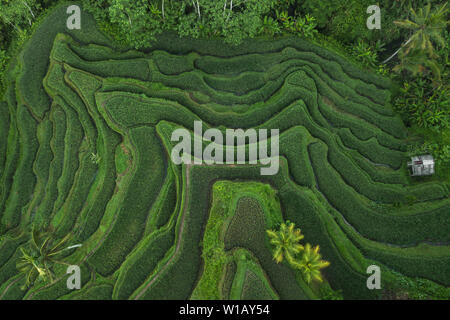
xmin=31 ymin=229 xmax=41 ymax=250
xmin=393 ymin=19 xmax=419 ymax=29
xmin=49 ymin=233 xmax=72 ymax=255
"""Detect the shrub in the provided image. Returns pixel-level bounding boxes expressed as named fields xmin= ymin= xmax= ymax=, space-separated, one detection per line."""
xmin=393 ymin=76 xmax=449 ymax=131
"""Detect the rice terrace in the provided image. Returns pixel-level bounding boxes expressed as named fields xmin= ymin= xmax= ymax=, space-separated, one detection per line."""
xmin=0 ymin=1 xmax=449 ymax=301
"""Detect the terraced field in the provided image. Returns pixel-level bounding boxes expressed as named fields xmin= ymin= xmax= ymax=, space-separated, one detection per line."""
xmin=0 ymin=4 xmax=449 ymax=300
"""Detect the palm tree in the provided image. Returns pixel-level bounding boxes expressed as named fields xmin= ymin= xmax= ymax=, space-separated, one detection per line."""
xmin=383 ymin=2 xmax=448 ymax=64
xmin=16 ymin=248 xmax=47 ymax=290
xmin=266 ymin=221 xmax=304 ymax=264
xmin=295 ymin=243 xmax=330 ymax=283
xmin=16 ymin=230 xmax=75 ymax=289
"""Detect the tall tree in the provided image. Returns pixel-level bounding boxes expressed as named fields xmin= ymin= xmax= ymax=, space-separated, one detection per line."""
xmin=266 ymin=221 xmax=304 ymax=264
xmin=0 ymin=0 xmax=39 ymax=33
xmin=383 ymin=2 xmax=448 ymax=63
xmin=107 ymin=0 xmax=164 ymax=49
xmin=294 ymin=243 xmax=330 ymax=283
xmin=16 ymin=230 xmax=75 ymax=289
xmin=393 ymin=49 xmax=442 ymax=80
xmin=177 ymin=0 xmax=276 ymax=45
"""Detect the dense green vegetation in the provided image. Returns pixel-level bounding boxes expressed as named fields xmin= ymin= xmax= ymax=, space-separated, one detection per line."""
xmin=0 ymin=1 xmax=448 ymax=300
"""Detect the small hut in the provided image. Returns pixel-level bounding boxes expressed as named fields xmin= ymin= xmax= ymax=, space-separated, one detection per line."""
xmin=407 ymin=155 xmax=435 ymax=176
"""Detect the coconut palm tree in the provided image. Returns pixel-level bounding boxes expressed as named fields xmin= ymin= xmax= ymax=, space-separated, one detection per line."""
xmin=295 ymin=243 xmax=330 ymax=283
xmin=266 ymin=221 xmax=304 ymax=264
xmin=16 ymin=230 xmax=75 ymax=289
xmin=383 ymin=2 xmax=448 ymax=64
